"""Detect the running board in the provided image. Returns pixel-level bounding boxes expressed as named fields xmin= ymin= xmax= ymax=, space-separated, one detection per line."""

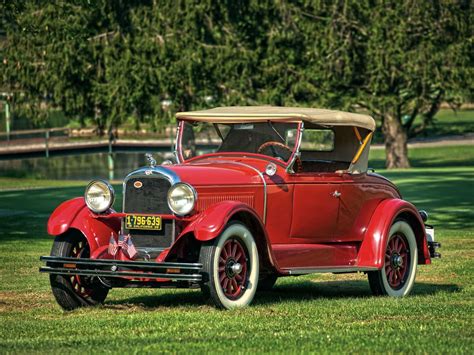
xmin=283 ymin=266 xmax=379 ymax=275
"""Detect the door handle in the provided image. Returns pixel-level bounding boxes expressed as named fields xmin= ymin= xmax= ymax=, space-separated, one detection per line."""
xmin=332 ymin=190 xmax=341 ymax=198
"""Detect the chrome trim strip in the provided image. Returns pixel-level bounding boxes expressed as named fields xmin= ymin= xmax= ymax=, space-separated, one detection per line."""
xmin=206 ymin=160 xmax=267 ymax=224
xmin=174 ymin=122 xmax=182 ymax=164
xmin=286 ymin=121 xmax=304 ymax=173
xmin=284 ymin=266 xmax=378 ymax=275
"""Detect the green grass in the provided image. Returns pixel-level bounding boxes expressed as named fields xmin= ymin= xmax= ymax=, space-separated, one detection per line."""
xmin=369 ymin=144 xmax=474 ymax=169
xmin=417 ymin=108 xmax=474 ymax=138
xmin=1 ymin=149 xmax=473 ymax=353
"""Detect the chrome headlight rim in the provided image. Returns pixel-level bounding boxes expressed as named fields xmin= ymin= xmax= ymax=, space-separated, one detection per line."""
xmin=84 ymin=179 xmax=115 ymax=214
xmin=167 ymin=182 xmax=197 ymax=216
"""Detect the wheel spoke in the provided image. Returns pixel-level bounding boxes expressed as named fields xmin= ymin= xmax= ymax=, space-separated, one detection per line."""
xmin=231 ymin=279 xmax=238 ymax=294
xmin=231 ymin=242 xmax=238 ymax=258
xmin=393 ymin=238 xmax=399 ymax=252
xmin=219 ymin=272 xmax=226 ymax=283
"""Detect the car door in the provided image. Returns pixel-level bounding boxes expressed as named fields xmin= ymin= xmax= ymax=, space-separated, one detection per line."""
xmin=288 ymin=173 xmax=342 ymax=242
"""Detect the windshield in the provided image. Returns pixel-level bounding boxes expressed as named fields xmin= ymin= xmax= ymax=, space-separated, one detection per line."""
xmin=179 ymin=121 xmax=300 ymax=163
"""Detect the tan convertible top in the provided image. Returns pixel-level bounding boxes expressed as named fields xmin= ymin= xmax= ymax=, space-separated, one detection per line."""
xmin=176 ymin=106 xmax=376 ymax=131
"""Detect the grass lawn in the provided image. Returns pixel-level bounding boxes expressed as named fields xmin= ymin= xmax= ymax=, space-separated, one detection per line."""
xmin=0 ymin=147 xmax=473 ymax=353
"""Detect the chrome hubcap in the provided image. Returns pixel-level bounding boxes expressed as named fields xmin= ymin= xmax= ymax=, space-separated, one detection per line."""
xmin=230 ymin=262 xmax=243 ymax=275
xmin=391 ymin=254 xmax=403 ymax=268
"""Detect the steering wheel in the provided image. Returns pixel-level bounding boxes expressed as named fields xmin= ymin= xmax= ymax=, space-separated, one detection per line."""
xmin=257 ymin=141 xmax=302 ymax=173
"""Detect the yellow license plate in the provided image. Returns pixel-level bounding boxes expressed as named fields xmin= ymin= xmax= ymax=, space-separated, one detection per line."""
xmin=125 ymin=215 xmax=162 ymax=231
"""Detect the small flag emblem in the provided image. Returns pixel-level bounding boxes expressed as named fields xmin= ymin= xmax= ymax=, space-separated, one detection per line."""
xmin=108 ymin=234 xmax=118 ymax=256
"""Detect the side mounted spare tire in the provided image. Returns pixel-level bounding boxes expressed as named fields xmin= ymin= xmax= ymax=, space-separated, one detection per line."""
xmin=199 ymin=222 xmax=259 ymax=309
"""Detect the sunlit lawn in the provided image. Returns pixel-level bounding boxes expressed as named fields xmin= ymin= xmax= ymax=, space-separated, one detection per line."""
xmin=0 ymin=145 xmax=473 ymax=353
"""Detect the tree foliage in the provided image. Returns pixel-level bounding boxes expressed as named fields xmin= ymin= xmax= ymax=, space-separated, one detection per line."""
xmin=1 ymin=0 xmax=472 ymax=167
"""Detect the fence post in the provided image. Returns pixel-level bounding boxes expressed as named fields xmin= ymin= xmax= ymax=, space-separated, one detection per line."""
xmin=5 ymin=101 xmax=10 ymax=141
xmin=45 ymin=129 xmax=50 ymax=158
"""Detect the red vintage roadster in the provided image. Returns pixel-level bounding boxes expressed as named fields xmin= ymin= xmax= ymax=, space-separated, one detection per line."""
xmin=40 ymin=106 xmax=440 ymax=309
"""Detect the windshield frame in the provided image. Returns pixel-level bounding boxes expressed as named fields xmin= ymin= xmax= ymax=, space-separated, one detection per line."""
xmin=175 ymin=119 xmax=303 ymax=170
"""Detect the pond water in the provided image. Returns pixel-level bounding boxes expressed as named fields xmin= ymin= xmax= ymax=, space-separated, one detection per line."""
xmin=0 ymin=152 xmax=171 ymax=180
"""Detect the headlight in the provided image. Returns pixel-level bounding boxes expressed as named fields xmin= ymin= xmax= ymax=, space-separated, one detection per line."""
xmin=84 ymin=180 xmax=115 ymax=213
xmin=167 ymin=183 xmax=196 ymax=216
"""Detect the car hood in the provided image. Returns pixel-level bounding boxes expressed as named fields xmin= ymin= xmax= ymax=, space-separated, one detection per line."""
xmin=167 ymin=161 xmax=264 ymax=186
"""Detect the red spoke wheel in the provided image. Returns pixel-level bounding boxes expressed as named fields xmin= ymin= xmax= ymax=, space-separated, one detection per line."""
xmin=68 ymin=240 xmax=95 ymax=298
xmin=218 ymin=239 xmax=249 ymax=299
xmin=49 ymin=232 xmax=109 ymax=310
xmin=200 ymin=222 xmax=259 ymax=309
xmin=368 ymin=220 xmax=418 ymax=297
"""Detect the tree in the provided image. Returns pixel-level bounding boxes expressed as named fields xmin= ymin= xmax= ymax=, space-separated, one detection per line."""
xmin=306 ymin=0 xmax=472 ymax=168
xmin=2 ymin=1 xmax=471 ymax=168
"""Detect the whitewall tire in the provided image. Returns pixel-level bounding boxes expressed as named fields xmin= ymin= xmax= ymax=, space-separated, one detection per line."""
xmin=200 ymin=222 xmax=259 ymax=309
xmin=368 ymin=220 xmax=418 ymax=297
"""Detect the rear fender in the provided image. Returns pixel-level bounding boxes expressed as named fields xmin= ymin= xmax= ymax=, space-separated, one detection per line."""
xmin=358 ymin=199 xmax=430 ymax=269
xmin=177 ymin=201 xmax=279 ymax=272
xmin=47 ymin=197 xmax=121 ymax=252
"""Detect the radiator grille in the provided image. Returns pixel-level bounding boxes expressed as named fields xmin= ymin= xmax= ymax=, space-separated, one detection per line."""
xmin=123 ymin=176 xmax=173 ymax=251
xmin=124 ymin=177 xmax=171 ymax=214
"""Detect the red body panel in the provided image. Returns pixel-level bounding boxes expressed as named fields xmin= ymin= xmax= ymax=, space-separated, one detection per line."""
xmin=180 ymin=201 xmax=264 ymax=242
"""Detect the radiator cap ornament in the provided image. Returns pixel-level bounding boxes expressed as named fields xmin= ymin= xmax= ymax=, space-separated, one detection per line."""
xmin=145 ymin=153 xmax=156 ymax=168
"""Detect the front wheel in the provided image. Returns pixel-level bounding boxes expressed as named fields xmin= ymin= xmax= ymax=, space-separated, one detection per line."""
xmin=368 ymin=220 xmax=418 ymax=297
xmin=49 ymin=232 xmax=109 ymax=310
xmin=200 ymin=222 xmax=259 ymax=309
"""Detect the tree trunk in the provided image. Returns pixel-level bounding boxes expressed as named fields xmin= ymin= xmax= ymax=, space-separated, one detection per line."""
xmin=382 ymin=113 xmax=410 ymax=169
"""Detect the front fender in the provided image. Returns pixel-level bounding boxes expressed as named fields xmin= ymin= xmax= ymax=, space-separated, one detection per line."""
xmin=358 ymin=198 xmax=430 ymax=269
xmin=47 ymin=197 xmax=121 ymax=252
xmin=181 ymin=201 xmax=262 ymax=242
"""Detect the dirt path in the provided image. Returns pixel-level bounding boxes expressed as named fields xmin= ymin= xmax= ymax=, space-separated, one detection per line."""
xmin=371 ymin=133 xmax=474 ymax=150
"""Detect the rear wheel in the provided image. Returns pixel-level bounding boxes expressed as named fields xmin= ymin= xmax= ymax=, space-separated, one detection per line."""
xmin=200 ymin=222 xmax=259 ymax=309
xmin=368 ymin=221 xmax=418 ymax=297
xmin=49 ymin=232 xmax=109 ymax=310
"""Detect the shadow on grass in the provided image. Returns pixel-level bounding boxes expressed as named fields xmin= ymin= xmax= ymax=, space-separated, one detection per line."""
xmin=105 ymin=280 xmax=460 ymax=309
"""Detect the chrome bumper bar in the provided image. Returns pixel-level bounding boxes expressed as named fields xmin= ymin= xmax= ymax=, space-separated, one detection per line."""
xmin=39 ymin=256 xmax=203 ymax=282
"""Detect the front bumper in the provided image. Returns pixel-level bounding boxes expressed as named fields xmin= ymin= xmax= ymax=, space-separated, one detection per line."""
xmin=40 ymin=256 xmax=203 ymax=284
